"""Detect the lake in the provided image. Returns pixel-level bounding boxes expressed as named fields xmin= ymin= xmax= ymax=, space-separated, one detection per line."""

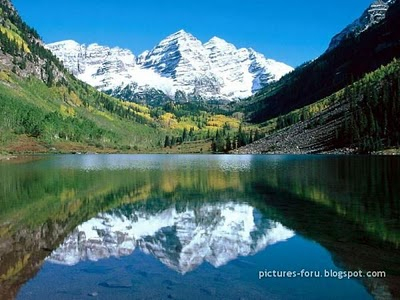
xmin=0 ymin=154 xmax=399 ymax=299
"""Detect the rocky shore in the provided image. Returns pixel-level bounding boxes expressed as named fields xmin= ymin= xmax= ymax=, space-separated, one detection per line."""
xmin=235 ymin=101 xmax=355 ymax=155
xmin=0 ymin=154 xmax=17 ymax=161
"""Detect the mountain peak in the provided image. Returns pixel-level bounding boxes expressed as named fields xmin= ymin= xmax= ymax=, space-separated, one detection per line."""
xmin=48 ymin=30 xmax=293 ymax=102
xmin=204 ymin=36 xmax=235 ymax=50
xmin=50 ymin=39 xmax=81 ymax=48
xmin=208 ymin=36 xmax=227 ymax=44
xmin=175 ymin=29 xmax=189 ymax=35
xmin=164 ymin=29 xmax=196 ymax=42
xmin=328 ymin=0 xmax=395 ymax=51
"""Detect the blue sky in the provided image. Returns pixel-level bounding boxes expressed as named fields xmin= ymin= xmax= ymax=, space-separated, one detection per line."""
xmin=13 ymin=0 xmax=373 ymax=67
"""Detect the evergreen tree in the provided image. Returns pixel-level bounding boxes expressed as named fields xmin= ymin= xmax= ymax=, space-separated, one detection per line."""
xmin=182 ymin=128 xmax=188 ymax=142
xmin=171 ymin=136 xmax=177 ymax=147
xmin=237 ymin=124 xmax=247 ymax=147
xmin=164 ymin=136 xmax=170 ymax=148
xmin=225 ymin=135 xmax=232 ymax=152
xmin=211 ymin=138 xmax=217 ymax=153
xmin=254 ymin=129 xmax=262 ymax=141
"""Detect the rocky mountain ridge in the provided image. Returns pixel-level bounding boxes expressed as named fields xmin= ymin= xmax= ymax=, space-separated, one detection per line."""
xmin=328 ymin=0 xmax=395 ymax=51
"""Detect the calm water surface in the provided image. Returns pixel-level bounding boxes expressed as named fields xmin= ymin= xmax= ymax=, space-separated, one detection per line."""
xmin=0 ymin=154 xmax=399 ymax=299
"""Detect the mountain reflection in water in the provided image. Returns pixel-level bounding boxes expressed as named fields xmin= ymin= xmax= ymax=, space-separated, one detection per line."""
xmin=47 ymin=202 xmax=294 ymax=273
xmin=0 ymin=154 xmax=399 ymax=300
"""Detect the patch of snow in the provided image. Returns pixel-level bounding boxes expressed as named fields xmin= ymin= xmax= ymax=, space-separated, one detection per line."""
xmin=46 ymin=30 xmax=293 ymax=102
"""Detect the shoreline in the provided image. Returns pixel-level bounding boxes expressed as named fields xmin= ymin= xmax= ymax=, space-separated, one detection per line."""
xmin=0 ymin=154 xmax=17 ymax=161
xmin=1 ymin=149 xmax=400 ymax=157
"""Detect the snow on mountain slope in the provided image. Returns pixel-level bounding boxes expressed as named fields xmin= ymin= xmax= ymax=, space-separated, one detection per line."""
xmin=47 ymin=39 xmax=175 ymax=95
xmin=328 ymin=0 xmax=396 ymax=51
xmin=47 ymin=202 xmax=295 ymax=274
xmin=47 ymin=30 xmax=293 ymax=102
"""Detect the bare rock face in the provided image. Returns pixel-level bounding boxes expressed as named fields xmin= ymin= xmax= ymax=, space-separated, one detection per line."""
xmin=328 ymin=0 xmax=396 ymax=51
xmin=47 ymin=30 xmax=293 ymax=103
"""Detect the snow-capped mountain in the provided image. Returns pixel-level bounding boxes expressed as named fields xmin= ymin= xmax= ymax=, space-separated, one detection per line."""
xmin=328 ymin=0 xmax=396 ymax=51
xmin=47 ymin=30 xmax=293 ymax=103
xmin=47 ymin=202 xmax=295 ymax=274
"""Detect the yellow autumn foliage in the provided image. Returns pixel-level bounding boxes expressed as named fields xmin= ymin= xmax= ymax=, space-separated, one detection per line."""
xmin=0 ymin=26 xmax=30 ymax=53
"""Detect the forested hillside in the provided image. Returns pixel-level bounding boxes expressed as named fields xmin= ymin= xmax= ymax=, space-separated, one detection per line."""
xmin=0 ymin=0 xmax=248 ymax=154
xmin=237 ymin=59 xmax=400 ymax=154
xmin=0 ymin=0 xmax=165 ymax=152
xmin=244 ymin=0 xmax=400 ymax=124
